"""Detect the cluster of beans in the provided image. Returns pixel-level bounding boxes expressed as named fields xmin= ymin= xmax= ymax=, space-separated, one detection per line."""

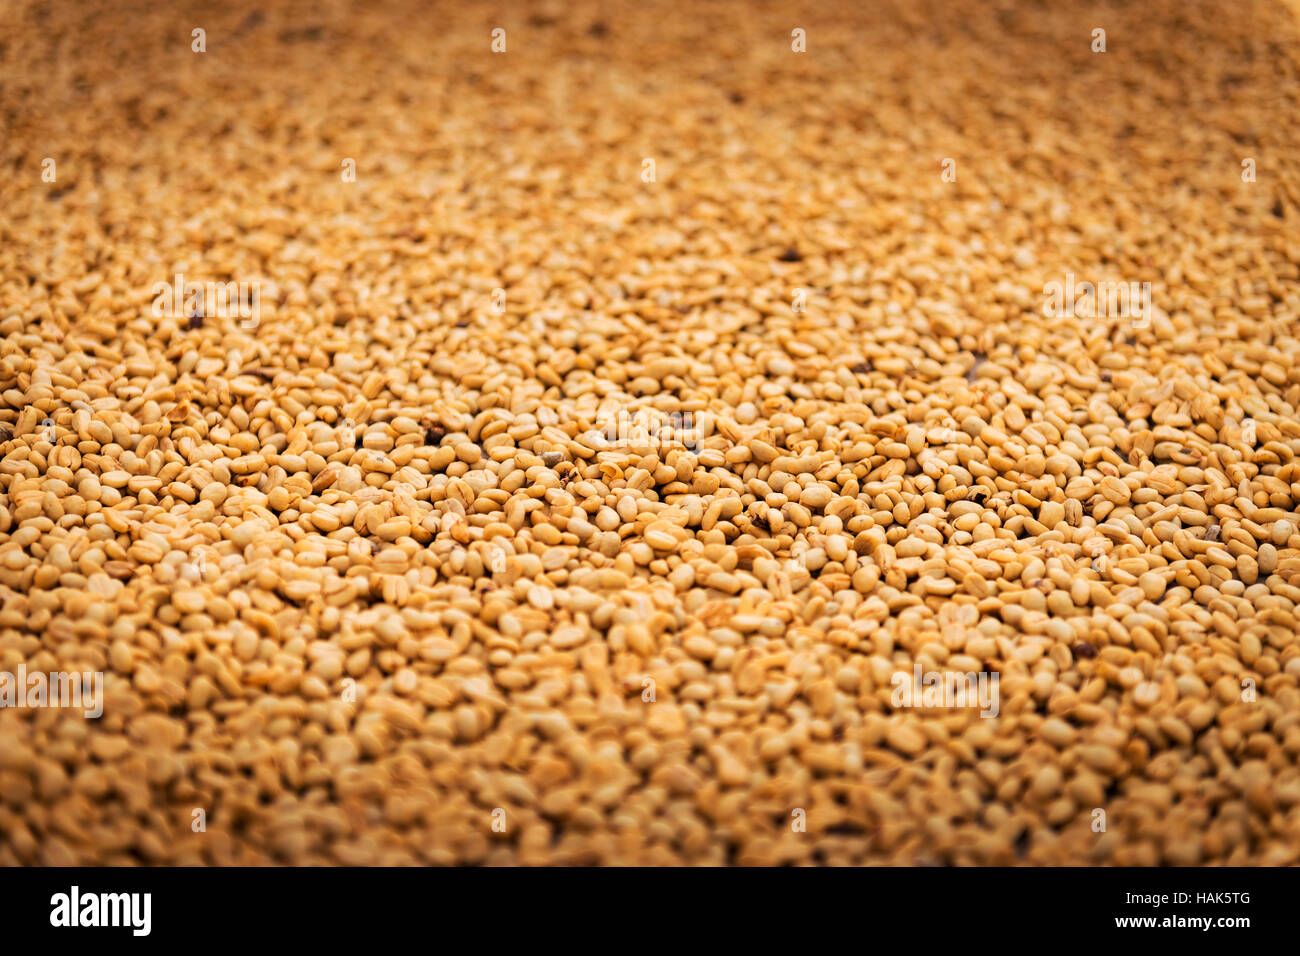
xmin=1 ymin=0 xmax=1299 ymax=864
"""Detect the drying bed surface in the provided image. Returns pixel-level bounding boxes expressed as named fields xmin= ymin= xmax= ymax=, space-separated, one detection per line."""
xmin=1 ymin=0 xmax=1300 ymax=864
